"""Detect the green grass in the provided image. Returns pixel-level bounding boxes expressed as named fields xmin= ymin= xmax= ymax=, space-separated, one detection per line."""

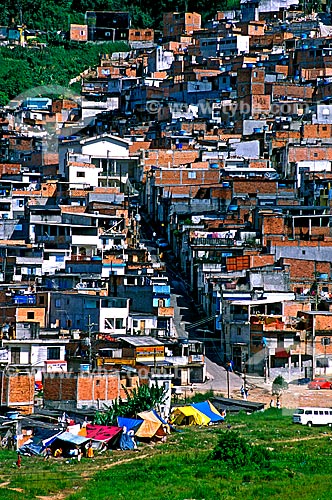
xmin=1 ymin=409 xmax=332 ymax=499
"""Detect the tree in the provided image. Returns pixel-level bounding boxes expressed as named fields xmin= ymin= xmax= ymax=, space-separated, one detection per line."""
xmin=272 ymin=375 xmax=288 ymax=395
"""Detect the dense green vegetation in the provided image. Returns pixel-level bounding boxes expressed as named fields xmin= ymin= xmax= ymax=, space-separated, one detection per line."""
xmin=94 ymin=383 xmax=166 ymax=425
xmin=0 ymin=0 xmax=241 ymax=31
xmin=1 ymin=409 xmax=332 ymax=499
xmin=0 ymin=41 xmax=127 ymax=104
xmin=0 ymin=0 xmax=243 ymax=104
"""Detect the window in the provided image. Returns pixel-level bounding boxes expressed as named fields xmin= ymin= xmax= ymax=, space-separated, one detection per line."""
xmin=133 ymin=320 xmax=138 ymax=327
xmin=55 ymin=299 xmax=61 ymax=308
xmin=314 ymin=410 xmax=318 ymax=415
xmin=47 ymin=347 xmax=60 ymax=360
xmin=314 ymin=153 xmax=318 ymax=158
xmin=302 ymin=250 xmax=305 ymax=255
xmin=27 ymin=311 xmax=35 ymax=320
xmin=305 ymin=410 xmax=312 ymax=415
xmin=252 ymin=335 xmax=262 ymax=346
xmin=11 ymin=347 xmax=20 ymax=364
xmin=39 ymin=296 xmax=45 ymax=305
xmin=18 ymin=199 xmax=24 ymax=207
xmin=80 ymin=30 xmax=85 ymax=36
xmin=96 ymin=379 xmax=100 ymax=386
xmin=116 ymin=318 xmax=123 ymax=329
xmin=104 ymin=318 xmax=114 ymax=330
xmin=188 ymin=171 xmax=196 ymax=179
xmin=237 ymin=327 xmax=241 ymax=335
xmin=135 ymin=31 xmax=140 ymax=36
xmin=77 ymin=171 xmax=85 ymax=178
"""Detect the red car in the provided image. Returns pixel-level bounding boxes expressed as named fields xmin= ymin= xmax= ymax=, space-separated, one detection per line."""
xmin=308 ymin=378 xmax=332 ymax=390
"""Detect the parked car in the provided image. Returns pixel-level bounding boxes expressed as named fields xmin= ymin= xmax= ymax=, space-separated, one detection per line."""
xmin=289 ymin=377 xmax=311 ymax=386
xmin=156 ymin=238 xmax=168 ymax=248
xmin=308 ymin=378 xmax=332 ymax=390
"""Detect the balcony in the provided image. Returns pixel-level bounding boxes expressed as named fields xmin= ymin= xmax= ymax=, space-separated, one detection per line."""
xmin=250 ymin=315 xmax=290 ymax=331
xmin=71 ymin=234 xmax=99 ymax=246
xmin=191 ymin=237 xmax=235 ymax=247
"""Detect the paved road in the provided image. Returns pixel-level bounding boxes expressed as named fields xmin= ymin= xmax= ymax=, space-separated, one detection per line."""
xmin=194 ymin=357 xmax=243 ymax=394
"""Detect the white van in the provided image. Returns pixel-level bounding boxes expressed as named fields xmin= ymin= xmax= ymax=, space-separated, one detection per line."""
xmin=293 ymin=407 xmax=332 ymax=427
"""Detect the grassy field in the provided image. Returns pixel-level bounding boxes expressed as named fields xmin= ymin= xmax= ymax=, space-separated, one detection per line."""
xmin=1 ymin=409 xmax=332 ymax=500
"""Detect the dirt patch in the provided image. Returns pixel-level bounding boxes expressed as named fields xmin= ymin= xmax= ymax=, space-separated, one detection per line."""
xmin=36 ymin=494 xmax=68 ymax=500
xmin=227 ymin=384 xmax=332 ymax=409
xmin=0 ymin=481 xmax=24 ymax=492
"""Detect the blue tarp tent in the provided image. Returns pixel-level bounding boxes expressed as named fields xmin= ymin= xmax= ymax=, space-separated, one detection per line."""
xmin=117 ymin=417 xmax=143 ymax=433
xmin=19 ymin=429 xmax=62 ymax=456
xmin=191 ymin=401 xmax=225 ymax=423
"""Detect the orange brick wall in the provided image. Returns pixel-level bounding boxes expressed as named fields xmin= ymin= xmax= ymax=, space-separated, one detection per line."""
xmin=271 ymin=84 xmax=314 ymax=99
xmin=154 ymin=167 xmax=219 ymax=186
xmin=146 ymin=150 xmax=200 ymax=168
xmin=233 ymin=180 xmax=277 ymax=195
xmin=16 ymin=307 xmax=46 ymax=328
xmin=302 ymin=124 xmax=332 ymax=139
xmin=70 ymin=24 xmax=88 ymax=41
xmin=288 ymin=146 xmax=332 ymax=162
xmin=262 ymin=214 xmax=285 ymax=236
xmin=43 ymin=372 xmax=123 ymax=405
xmin=315 ymin=314 xmax=332 ymax=332
xmin=43 ymin=375 xmax=77 ymax=401
xmin=283 ymin=259 xmax=331 ymax=280
xmin=283 ymin=301 xmax=311 ymax=318
xmin=1 ymin=373 xmax=34 ymax=412
xmin=129 ymin=29 xmax=154 ymax=42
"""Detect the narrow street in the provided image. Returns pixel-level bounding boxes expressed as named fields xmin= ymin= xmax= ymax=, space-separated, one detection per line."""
xmin=140 ymin=213 xmax=243 ymax=394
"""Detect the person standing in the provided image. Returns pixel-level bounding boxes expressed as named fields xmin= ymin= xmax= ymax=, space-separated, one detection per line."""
xmin=86 ymin=440 xmax=94 ymax=458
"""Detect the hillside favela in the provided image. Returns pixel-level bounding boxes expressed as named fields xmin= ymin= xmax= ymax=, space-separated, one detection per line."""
xmin=1 ymin=1 xmax=332 ymax=498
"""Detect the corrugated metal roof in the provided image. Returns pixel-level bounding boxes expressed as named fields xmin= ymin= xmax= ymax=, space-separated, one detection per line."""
xmin=118 ymin=336 xmax=164 ymax=347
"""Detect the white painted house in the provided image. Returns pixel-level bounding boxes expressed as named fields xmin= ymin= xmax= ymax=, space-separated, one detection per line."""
xmin=59 ymin=134 xmax=138 ymax=190
xmin=2 ymin=338 xmax=69 ymax=381
xmin=67 ymin=161 xmax=102 ymax=188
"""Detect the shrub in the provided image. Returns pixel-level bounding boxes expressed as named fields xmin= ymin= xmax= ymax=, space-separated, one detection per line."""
xmin=272 ymin=375 xmax=288 ymax=394
xmin=211 ymin=430 xmax=271 ymax=469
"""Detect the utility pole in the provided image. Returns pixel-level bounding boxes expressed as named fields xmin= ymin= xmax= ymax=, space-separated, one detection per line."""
xmin=87 ymin=315 xmax=95 ymax=367
xmin=226 ymin=364 xmax=230 ymax=399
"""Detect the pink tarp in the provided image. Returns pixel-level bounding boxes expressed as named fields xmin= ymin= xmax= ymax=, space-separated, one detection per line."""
xmin=85 ymin=424 xmax=122 ymax=442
